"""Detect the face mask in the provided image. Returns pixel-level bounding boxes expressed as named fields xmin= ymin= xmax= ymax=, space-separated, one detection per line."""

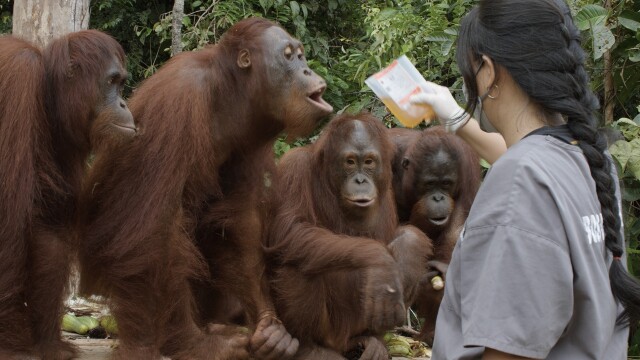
xmin=462 ymin=81 xmax=498 ymax=133
xmin=475 ymin=93 xmax=498 ymax=133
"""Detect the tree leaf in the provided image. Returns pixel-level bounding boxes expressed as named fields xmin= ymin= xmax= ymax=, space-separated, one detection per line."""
xmin=290 ymin=1 xmax=300 ymax=17
xmin=425 ymin=32 xmax=452 ymax=42
xmin=619 ymin=10 xmax=640 ymax=32
xmin=610 ymin=139 xmax=633 ymax=173
xmin=625 ymin=139 xmax=640 ymax=180
xmin=444 ymin=27 xmax=457 ymax=36
xmin=258 ymin=0 xmax=271 ymax=12
xmin=576 ymin=4 xmax=608 ymax=31
xmin=623 ymin=184 xmax=640 ymax=202
xmin=591 ymin=23 xmax=615 ymax=60
xmin=441 ymin=39 xmax=454 ymax=56
xmin=614 ymin=118 xmax=639 ymax=127
xmin=378 ymin=8 xmax=397 ymax=21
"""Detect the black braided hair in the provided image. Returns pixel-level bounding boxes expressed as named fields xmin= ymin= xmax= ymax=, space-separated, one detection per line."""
xmin=456 ymin=0 xmax=640 ymax=325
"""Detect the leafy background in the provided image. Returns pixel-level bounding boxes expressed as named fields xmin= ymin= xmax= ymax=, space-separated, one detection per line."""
xmin=2 ymin=0 xmax=639 ymax=354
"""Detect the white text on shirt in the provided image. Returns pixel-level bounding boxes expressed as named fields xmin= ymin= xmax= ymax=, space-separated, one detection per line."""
xmin=581 ymin=213 xmax=604 ymax=245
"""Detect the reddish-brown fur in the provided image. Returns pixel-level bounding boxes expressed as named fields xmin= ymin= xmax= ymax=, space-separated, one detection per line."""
xmin=266 ymin=113 xmax=432 ymax=360
xmin=390 ymin=126 xmax=480 ymax=344
xmin=0 ymin=31 xmax=130 ymax=359
xmin=78 ymin=17 xmax=331 ymax=360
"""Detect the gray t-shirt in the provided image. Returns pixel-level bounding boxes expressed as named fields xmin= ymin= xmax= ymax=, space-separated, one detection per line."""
xmin=432 ymin=135 xmax=629 ymax=359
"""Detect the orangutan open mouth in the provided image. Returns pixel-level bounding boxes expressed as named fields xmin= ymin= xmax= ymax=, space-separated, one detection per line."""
xmin=307 ymin=85 xmax=332 ymax=112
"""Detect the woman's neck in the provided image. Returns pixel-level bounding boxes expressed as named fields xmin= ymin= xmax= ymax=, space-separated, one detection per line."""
xmin=488 ymin=81 xmax=547 ymax=147
xmin=498 ymin=105 xmax=546 ymax=147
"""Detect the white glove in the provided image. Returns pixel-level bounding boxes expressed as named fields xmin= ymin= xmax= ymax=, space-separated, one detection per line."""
xmin=410 ymin=82 xmax=469 ymax=133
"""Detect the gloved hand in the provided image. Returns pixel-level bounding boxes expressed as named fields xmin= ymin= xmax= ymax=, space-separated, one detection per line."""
xmin=410 ymin=82 xmax=469 ymax=133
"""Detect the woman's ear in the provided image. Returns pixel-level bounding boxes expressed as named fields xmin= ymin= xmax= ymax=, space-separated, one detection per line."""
xmin=481 ymin=54 xmax=497 ymax=88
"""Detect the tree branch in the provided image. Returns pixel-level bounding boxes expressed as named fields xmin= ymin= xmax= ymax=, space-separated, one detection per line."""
xmin=171 ymin=0 xmax=184 ymax=57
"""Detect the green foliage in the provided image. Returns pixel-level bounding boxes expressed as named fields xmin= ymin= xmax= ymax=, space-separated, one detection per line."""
xmin=335 ymin=0 xmax=473 ymax=126
xmin=581 ymin=1 xmax=640 ymax=352
xmin=609 ymin=106 xmax=640 ymax=354
xmin=0 ymin=0 xmax=12 ymax=34
xmin=576 ymin=4 xmax=616 ymax=60
xmin=91 ymin=0 xmax=172 ymax=92
xmin=631 ymin=327 xmax=640 ymax=356
xmin=575 ymin=0 xmax=640 ymax=120
xmin=274 ymin=137 xmax=314 ymax=158
xmin=610 ymin=114 xmax=640 ymax=244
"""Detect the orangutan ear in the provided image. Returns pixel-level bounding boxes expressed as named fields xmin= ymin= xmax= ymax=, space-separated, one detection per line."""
xmin=237 ymin=49 xmax=251 ymax=69
xmin=402 ymin=157 xmax=410 ymax=170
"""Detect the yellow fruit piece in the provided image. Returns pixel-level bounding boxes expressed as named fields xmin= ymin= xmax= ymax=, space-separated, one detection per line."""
xmin=388 ymin=344 xmax=412 ymax=357
xmin=76 ymin=316 xmax=100 ymax=330
xmin=61 ymin=314 xmax=89 ymax=335
xmin=431 ymin=275 xmax=444 ymax=290
xmin=99 ymin=315 xmax=118 ymax=335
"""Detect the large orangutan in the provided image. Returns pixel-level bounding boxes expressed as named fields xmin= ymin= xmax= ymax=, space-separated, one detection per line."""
xmin=389 ymin=126 xmax=480 ymax=344
xmin=266 ymin=113 xmax=433 ymax=360
xmin=0 ymin=31 xmax=134 ymax=359
xmin=77 ymin=17 xmax=333 ymax=360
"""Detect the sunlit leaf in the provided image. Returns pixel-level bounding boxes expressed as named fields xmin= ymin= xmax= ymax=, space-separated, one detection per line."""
xmin=444 ymin=27 xmax=457 ymax=36
xmin=576 ymin=4 xmax=608 ymax=31
xmin=441 ymin=39 xmax=454 ymax=56
xmin=614 ymin=118 xmax=639 ymax=127
xmin=425 ymin=32 xmax=453 ymax=42
xmin=591 ymin=23 xmax=615 ymax=60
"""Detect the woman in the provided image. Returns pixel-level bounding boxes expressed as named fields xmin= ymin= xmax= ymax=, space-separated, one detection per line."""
xmin=410 ymin=0 xmax=640 ymax=359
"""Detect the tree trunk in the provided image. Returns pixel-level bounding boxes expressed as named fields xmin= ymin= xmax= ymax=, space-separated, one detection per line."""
xmin=12 ymin=0 xmax=90 ymax=48
xmin=603 ymin=0 xmax=615 ymax=124
xmin=171 ymin=0 xmax=185 ymax=56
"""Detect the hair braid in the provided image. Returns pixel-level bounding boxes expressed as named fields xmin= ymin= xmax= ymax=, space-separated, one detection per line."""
xmin=553 ymin=0 xmax=640 ymax=324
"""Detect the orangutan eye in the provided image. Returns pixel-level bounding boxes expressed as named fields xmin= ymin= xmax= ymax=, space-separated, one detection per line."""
xmin=297 ymin=47 xmax=304 ymax=60
xmin=107 ymin=73 xmax=121 ymax=86
xmin=284 ymin=46 xmax=293 ymax=60
xmin=364 ymin=158 xmax=374 ymax=166
xmin=346 ymin=158 xmax=356 ymax=166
